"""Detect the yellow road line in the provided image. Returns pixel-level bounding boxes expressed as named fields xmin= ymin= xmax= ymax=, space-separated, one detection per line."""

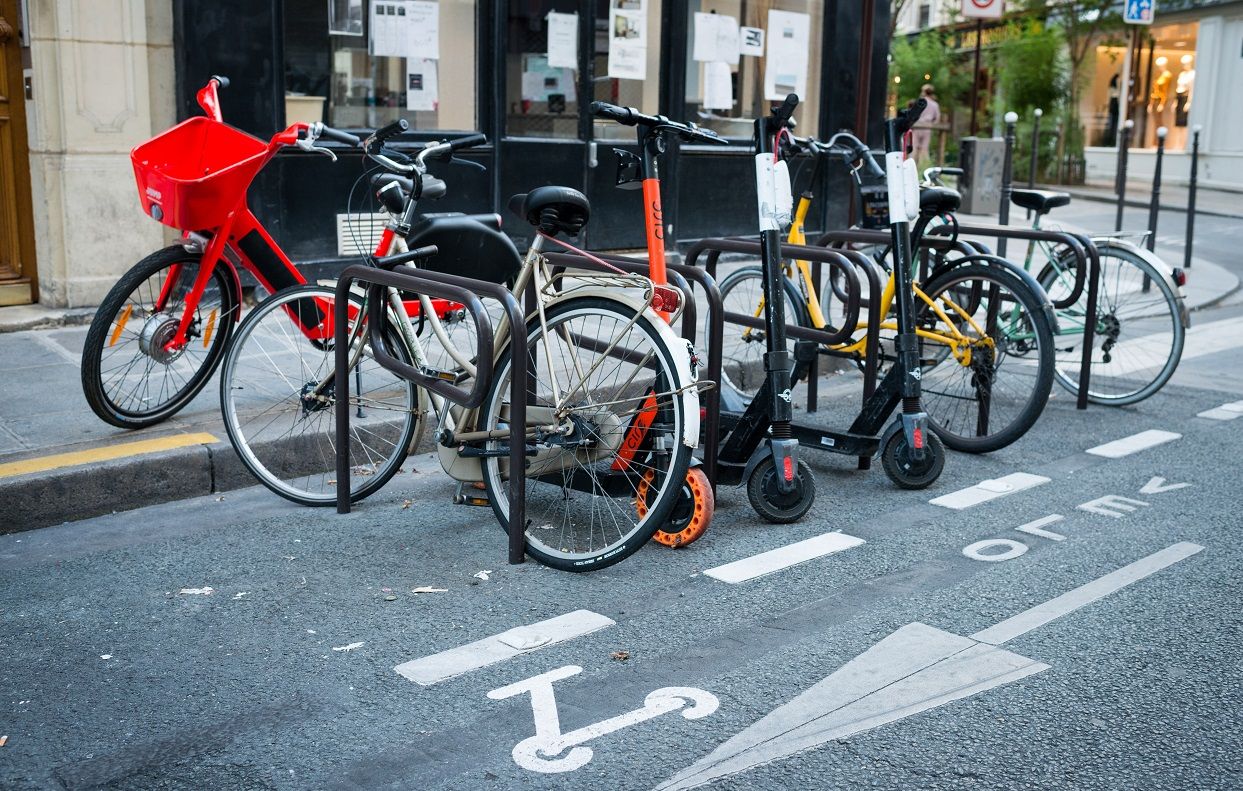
xmin=0 ymin=433 xmax=220 ymax=479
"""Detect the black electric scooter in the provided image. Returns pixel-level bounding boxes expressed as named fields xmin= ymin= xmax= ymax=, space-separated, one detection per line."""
xmin=711 ymin=97 xmax=946 ymax=522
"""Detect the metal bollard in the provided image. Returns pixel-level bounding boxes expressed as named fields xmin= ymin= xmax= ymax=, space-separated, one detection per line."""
xmin=1026 ymin=108 xmax=1042 ymax=219
xmin=1115 ymin=119 xmax=1134 ymax=232
xmin=1147 ymin=126 xmax=1167 ymax=254
xmin=1185 ymin=125 xmax=1201 ymax=269
xmin=997 ymin=111 xmax=1018 ymax=259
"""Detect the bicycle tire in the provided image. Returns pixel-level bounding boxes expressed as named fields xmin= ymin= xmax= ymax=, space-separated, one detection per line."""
xmin=716 ymin=265 xmax=807 ymax=401
xmin=81 ymin=246 xmax=238 ymax=429
xmin=917 ymin=263 xmax=1055 ymax=453
xmin=479 ymin=296 xmax=694 ymax=572
xmin=220 ymin=284 xmax=419 ymax=506
xmin=1039 ymin=245 xmax=1184 ymax=406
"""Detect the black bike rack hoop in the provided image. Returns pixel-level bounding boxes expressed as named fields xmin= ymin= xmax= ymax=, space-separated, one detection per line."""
xmin=930 ymin=223 xmax=1101 ymax=411
xmin=333 ymin=264 xmax=528 ymax=565
xmin=541 ymin=250 xmax=726 ymax=488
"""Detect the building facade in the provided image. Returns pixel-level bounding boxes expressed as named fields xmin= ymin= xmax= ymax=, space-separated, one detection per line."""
xmin=1 ymin=0 xmax=890 ymax=308
xmin=894 ymin=0 xmax=1243 ymax=191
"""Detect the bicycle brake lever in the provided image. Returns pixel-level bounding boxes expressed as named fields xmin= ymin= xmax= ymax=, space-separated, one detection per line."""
xmin=295 ymin=136 xmax=339 ymax=162
xmin=449 ymin=155 xmax=486 ymax=172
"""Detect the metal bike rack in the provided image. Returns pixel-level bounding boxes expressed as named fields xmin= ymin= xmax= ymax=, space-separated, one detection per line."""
xmin=541 ymin=250 xmax=726 ymax=487
xmin=814 ymin=225 xmax=1102 ymax=412
xmin=332 ymin=264 xmax=529 ymax=565
xmin=932 ymin=223 xmax=1101 ymax=411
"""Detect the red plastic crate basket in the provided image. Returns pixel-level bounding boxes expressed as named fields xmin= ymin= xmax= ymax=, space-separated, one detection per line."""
xmin=131 ymin=116 xmax=270 ymax=230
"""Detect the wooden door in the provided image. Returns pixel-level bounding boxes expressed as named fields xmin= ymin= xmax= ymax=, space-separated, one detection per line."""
xmin=0 ymin=0 xmax=35 ymax=305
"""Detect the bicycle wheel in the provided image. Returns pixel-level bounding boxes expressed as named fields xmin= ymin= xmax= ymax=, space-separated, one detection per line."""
xmin=1039 ymin=245 xmax=1184 ymax=405
xmin=82 ymin=246 xmax=239 ymax=428
xmin=716 ymin=265 xmax=806 ymax=400
xmin=479 ymin=297 xmax=694 ymax=572
xmin=220 ymin=284 xmax=420 ymax=506
xmin=916 ymin=263 xmax=1055 ymax=453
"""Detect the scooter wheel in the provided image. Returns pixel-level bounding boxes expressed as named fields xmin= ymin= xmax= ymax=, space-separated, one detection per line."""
xmin=881 ymin=427 xmax=945 ymax=490
xmin=746 ymin=457 xmax=816 ymax=524
xmin=650 ymin=467 xmax=715 ymax=548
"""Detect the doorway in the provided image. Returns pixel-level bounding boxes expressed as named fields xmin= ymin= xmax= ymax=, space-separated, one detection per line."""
xmin=0 ymin=0 xmax=34 ymax=305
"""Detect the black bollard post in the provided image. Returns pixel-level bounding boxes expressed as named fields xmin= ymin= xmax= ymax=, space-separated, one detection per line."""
xmin=1115 ymin=119 xmax=1133 ymax=232
xmin=1143 ymin=126 xmax=1167 ymax=293
xmin=1026 ymin=108 xmax=1042 ymax=219
xmin=1147 ymin=126 xmax=1166 ymax=254
xmin=998 ymin=111 xmax=1017 ymax=259
xmin=1184 ymin=125 xmax=1200 ymax=270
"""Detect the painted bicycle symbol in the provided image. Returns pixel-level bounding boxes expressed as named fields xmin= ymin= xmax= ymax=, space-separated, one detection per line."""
xmin=488 ymin=665 xmax=719 ymax=774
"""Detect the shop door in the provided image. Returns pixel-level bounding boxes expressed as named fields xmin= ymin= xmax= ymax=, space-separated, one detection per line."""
xmin=496 ymin=0 xmax=591 ymax=249
xmin=0 ymin=0 xmax=34 ymax=305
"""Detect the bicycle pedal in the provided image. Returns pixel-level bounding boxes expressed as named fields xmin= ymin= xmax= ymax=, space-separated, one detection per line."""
xmin=424 ymin=367 xmax=468 ymax=384
xmin=453 ymin=481 xmax=490 ymax=507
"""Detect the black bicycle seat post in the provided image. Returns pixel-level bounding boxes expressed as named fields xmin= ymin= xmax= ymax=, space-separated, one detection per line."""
xmin=757 ymin=95 xmax=798 ymax=491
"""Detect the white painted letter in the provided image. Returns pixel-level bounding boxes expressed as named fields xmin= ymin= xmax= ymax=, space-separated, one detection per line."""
xmin=1077 ymin=495 xmax=1149 ymax=518
xmin=1138 ymin=477 xmax=1190 ymax=495
xmin=963 ymin=539 xmax=1029 ymax=562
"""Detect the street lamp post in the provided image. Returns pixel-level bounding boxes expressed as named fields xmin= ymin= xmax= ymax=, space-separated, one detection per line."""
xmin=1185 ymin=125 xmax=1201 ymax=270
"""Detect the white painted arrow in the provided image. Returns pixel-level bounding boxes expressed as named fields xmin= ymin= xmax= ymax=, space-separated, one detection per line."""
xmin=654 ymin=542 xmax=1204 ymax=791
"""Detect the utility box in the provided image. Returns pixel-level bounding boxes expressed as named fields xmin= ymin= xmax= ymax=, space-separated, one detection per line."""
xmin=958 ymin=137 xmax=1005 ymax=215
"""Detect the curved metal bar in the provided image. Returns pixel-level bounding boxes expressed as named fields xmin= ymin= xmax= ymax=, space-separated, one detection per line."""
xmin=334 ymin=263 xmax=528 ymax=565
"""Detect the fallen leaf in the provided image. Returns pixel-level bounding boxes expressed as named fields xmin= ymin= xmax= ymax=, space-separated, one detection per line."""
xmin=232 ymin=592 xmax=249 ymax=600
xmin=214 ymin=496 xmax=225 ymax=502
xmin=306 ymin=629 xmax=317 ymax=635
xmin=333 ymin=642 xmax=365 ymax=652
xmin=0 ymin=735 xmax=7 ymax=747
xmin=384 ymin=595 xmax=397 ymax=602
xmin=411 ymin=586 xmax=448 ymax=594
xmin=610 ymin=651 xmax=630 ymax=662
xmin=178 ymin=587 xmax=214 ymax=596
xmin=402 ymin=499 xmax=413 ymax=509
xmin=100 ymin=655 xmax=112 ymax=660
xmin=473 ymin=570 xmax=492 ymax=581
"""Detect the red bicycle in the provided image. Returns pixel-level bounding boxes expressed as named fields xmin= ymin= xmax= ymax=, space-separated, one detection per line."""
xmin=81 ymin=76 xmax=455 ymax=430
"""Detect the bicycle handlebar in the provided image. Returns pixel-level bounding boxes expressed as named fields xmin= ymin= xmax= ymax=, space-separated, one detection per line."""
xmin=770 ymin=93 xmax=799 ymax=126
xmin=316 ymin=124 xmax=362 ymax=147
xmin=894 ymin=98 xmax=928 ymax=137
xmin=590 ymin=101 xmax=727 ymax=145
xmin=793 ymin=131 xmax=884 ymax=179
xmin=211 ymin=75 xmax=230 ymax=89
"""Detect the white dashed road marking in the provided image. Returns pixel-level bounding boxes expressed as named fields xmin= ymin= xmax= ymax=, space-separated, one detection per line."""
xmin=703 ymin=532 xmax=866 ymax=584
xmin=1086 ymin=429 xmax=1181 ymax=458
xmin=393 ymin=610 xmax=615 ymax=686
xmin=1197 ymin=400 xmax=1243 ymax=421
xmin=929 ymin=472 xmax=1050 ymax=510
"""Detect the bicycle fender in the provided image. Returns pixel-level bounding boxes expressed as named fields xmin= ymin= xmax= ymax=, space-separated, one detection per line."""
xmin=1089 ymin=238 xmax=1189 ymax=327
xmin=928 ymin=253 xmax=1061 ymax=335
xmin=741 ymin=442 xmax=774 ymax=486
xmin=560 ymin=287 xmax=701 ymax=450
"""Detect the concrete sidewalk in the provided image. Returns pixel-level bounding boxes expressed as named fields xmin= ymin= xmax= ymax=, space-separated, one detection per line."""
xmin=1037 ymin=180 xmax=1243 ymax=220
xmin=1 ymin=243 xmax=1238 ymax=533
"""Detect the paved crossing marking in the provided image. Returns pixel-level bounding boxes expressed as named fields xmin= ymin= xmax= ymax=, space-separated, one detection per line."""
xmin=1197 ymin=400 xmax=1243 ymax=420
xmin=655 ymin=543 xmax=1204 ymax=791
xmin=0 ymin=433 xmax=221 ymax=479
xmin=703 ymin=532 xmax=865 ymax=584
xmin=393 ymin=610 xmax=615 ymax=686
xmin=1086 ymin=429 xmax=1181 ymax=458
xmin=929 ymin=472 xmax=1050 ymax=510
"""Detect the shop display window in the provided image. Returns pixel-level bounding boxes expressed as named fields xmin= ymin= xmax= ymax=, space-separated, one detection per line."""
xmin=1085 ymin=21 xmax=1197 ymax=151
xmin=680 ymin=0 xmax=823 ymax=140
xmin=284 ymin=0 xmax=478 ymax=132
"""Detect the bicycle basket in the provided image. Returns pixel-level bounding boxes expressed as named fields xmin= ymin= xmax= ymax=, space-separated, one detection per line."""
xmin=131 ymin=116 xmax=269 ymax=230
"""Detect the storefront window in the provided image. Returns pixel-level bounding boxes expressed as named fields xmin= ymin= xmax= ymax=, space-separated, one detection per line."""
xmin=284 ymin=0 xmax=477 ymax=132
xmin=592 ymin=1 xmax=664 ymax=141
xmin=505 ymin=1 xmax=582 ymax=139
xmin=1085 ymin=21 xmax=1197 ymax=151
xmin=681 ymin=0 xmax=823 ymax=140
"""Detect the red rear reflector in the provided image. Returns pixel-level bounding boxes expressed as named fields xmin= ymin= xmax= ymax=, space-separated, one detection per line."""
xmin=1172 ymin=268 xmax=1187 ymax=287
xmin=913 ymin=427 xmax=924 ymax=449
xmin=653 ymin=286 xmax=681 ymax=312
xmin=783 ymin=456 xmax=794 ymax=481
xmin=700 ymin=407 xmax=707 ymax=420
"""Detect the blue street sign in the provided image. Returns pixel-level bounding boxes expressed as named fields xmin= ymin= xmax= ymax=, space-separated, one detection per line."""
xmin=1125 ymin=0 xmax=1155 ymax=25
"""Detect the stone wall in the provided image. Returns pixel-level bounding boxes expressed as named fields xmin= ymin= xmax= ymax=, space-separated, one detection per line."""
xmin=25 ymin=0 xmax=175 ymax=308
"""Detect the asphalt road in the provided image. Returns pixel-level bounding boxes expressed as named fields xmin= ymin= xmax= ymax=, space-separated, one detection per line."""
xmin=3 ymin=285 xmax=1242 ymax=790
